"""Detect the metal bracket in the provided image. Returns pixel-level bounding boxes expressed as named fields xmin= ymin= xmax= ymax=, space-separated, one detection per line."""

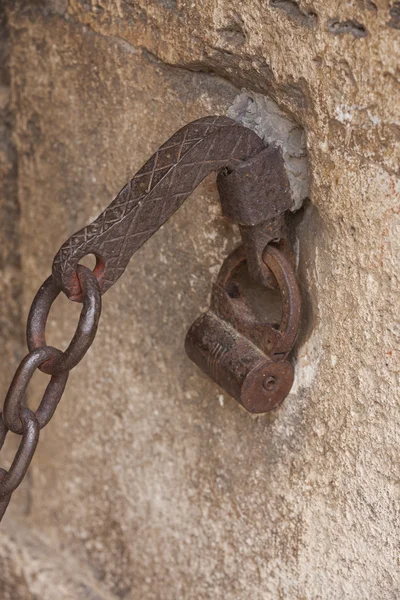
xmin=217 ymin=144 xmax=294 ymax=288
xmin=52 ymin=117 xmax=292 ymax=300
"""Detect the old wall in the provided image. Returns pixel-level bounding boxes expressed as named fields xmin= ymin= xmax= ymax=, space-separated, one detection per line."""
xmin=0 ymin=7 xmax=22 ymax=414
xmin=1 ymin=1 xmax=399 ymax=599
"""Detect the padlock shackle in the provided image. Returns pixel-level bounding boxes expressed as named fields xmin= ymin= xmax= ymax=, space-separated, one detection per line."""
xmin=262 ymin=245 xmax=301 ymax=355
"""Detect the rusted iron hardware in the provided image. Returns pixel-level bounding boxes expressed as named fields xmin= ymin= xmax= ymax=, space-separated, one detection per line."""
xmin=186 ymin=243 xmax=300 ymax=414
xmin=0 ymin=116 xmax=301 ymax=522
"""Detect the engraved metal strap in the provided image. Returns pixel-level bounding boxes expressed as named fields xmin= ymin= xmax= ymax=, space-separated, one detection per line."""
xmin=52 ymin=116 xmax=265 ymax=301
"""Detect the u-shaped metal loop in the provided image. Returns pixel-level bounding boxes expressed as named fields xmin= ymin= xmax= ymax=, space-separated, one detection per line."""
xmin=209 ymin=244 xmax=300 ymax=359
xmin=262 ymin=244 xmax=301 ymax=356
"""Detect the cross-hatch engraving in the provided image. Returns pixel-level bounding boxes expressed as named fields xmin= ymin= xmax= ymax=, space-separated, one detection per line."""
xmin=53 ymin=116 xmax=265 ymax=299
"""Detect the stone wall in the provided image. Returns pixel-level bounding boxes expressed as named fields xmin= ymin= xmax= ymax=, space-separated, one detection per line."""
xmin=0 ymin=1 xmax=399 ymax=599
xmin=0 ymin=5 xmax=22 ymax=405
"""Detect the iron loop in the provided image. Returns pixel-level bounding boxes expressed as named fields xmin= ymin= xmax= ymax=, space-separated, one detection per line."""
xmin=3 ymin=346 xmax=68 ymax=434
xmin=27 ymin=264 xmax=102 ymax=375
xmin=0 ymin=413 xmax=7 ymax=450
xmin=262 ymin=244 xmax=301 ymax=355
xmin=0 ymin=469 xmax=11 ymax=522
xmin=0 ymin=407 xmax=39 ymax=498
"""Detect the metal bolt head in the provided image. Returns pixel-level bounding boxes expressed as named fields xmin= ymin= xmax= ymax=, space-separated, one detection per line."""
xmin=241 ymin=359 xmax=294 ymax=413
xmin=263 ymin=375 xmax=277 ymax=392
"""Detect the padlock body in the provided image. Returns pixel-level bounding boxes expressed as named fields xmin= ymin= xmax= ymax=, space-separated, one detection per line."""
xmin=185 ymin=311 xmax=294 ymax=413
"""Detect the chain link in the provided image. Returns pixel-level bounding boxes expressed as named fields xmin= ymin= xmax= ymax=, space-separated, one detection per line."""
xmin=0 ymin=407 xmax=39 ymax=498
xmin=27 ymin=265 xmax=102 ymax=375
xmin=3 ymin=346 xmax=68 ymax=434
xmin=0 ymin=264 xmax=101 ymax=522
xmin=0 ymin=469 xmax=11 ymax=521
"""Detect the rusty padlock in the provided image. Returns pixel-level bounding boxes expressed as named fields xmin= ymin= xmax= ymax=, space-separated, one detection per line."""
xmin=185 ymin=244 xmax=301 ymax=413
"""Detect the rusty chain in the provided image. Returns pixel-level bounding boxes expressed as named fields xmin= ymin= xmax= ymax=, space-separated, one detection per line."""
xmin=0 ymin=116 xmax=296 ymax=522
xmin=0 ymin=265 xmax=101 ymax=521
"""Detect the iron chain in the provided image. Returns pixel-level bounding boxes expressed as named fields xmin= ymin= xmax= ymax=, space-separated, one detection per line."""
xmin=0 ymin=265 xmax=101 ymax=522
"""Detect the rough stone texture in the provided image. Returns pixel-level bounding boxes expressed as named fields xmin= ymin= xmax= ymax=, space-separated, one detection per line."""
xmin=0 ymin=1 xmax=399 ymax=599
xmin=0 ymin=4 xmax=28 ymax=519
xmin=0 ymin=6 xmax=22 ymax=399
xmin=0 ymin=520 xmax=116 ymax=600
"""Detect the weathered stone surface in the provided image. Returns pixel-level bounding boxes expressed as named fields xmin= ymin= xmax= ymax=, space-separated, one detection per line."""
xmin=0 ymin=6 xmax=22 ymax=396
xmin=0 ymin=4 xmax=28 ymax=520
xmin=0 ymin=520 xmax=116 ymax=600
xmin=0 ymin=1 xmax=399 ymax=599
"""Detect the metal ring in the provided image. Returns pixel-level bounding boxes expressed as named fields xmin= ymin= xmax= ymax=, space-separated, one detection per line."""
xmin=0 ymin=469 xmax=11 ymax=522
xmin=0 ymin=413 xmax=11 ymax=519
xmin=0 ymin=407 xmax=39 ymax=498
xmin=0 ymin=413 xmax=7 ymax=450
xmin=27 ymin=264 xmax=102 ymax=375
xmin=3 ymin=346 xmax=68 ymax=434
xmin=262 ymin=244 xmax=301 ymax=355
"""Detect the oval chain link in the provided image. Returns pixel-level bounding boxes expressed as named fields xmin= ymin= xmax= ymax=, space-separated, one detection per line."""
xmin=0 ymin=418 xmax=11 ymax=520
xmin=0 ymin=407 xmax=39 ymax=498
xmin=27 ymin=265 xmax=102 ymax=375
xmin=3 ymin=346 xmax=68 ymax=434
xmin=0 ymin=470 xmax=11 ymax=521
xmin=0 ymin=263 xmax=102 ymax=522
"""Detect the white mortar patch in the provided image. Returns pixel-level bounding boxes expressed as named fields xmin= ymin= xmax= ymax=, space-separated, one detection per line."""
xmin=290 ymin=324 xmax=323 ymax=395
xmin=228 ymin=92 xmax=309 ymax=210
